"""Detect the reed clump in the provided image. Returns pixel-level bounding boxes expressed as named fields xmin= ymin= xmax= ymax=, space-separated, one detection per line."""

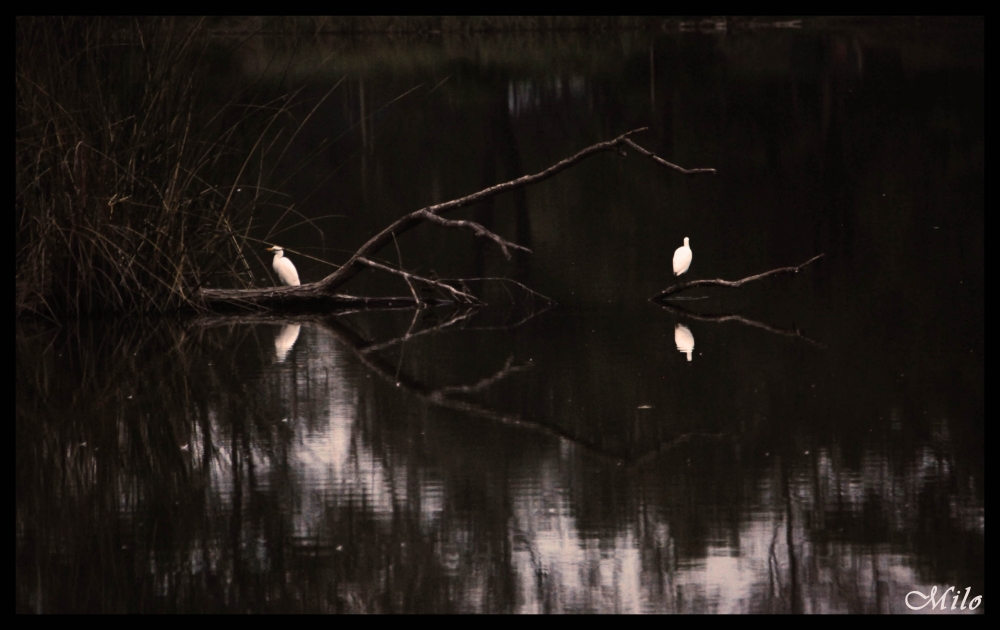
xmin=16 ymin=17 xmax=286 ymax=318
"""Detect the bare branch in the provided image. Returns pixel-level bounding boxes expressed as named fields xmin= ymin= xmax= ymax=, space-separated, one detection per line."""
xmin=415 ymin=209 xmax=532 ymax=259
xmin=392 ymin=232 xmax=420 ymax=306
xmin=436 ymin=278 xmax=557 ymax=329
xmin=652 ymin=254 xmax=824 ymax=299
xmin=355 ymin=257 xmax=481 ymax=305
xmin=197 ymin=287 xmax=434 ymax=312
xmin=438 ymin=276 xmax=555 ymax=306
xmin=197 ymin=129 xmax=716 ymax=313
xmin=622 ymin=138 xmax=717 ymax=174
xmin=312 ymin=127 xmax=709 ymax=293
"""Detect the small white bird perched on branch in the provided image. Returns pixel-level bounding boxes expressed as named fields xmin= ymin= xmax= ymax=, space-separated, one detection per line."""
xmin=267 ymin=246 xmax=300 ymax=286
xmin=672 ymin=237 xmax=692 ymax=276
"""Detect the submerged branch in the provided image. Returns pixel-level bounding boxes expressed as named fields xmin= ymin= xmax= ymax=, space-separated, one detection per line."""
xmin=320 ymin=318 xmax=632 ymax=464
xmin=360 ymin=307 xmax=480 ymax=354
xmin=655 ymin=301 xmax=825 ymax=348
xmin=652 ymin=254 xmax=824 ymax=300
xmin=191 ymin=304 xmax=718 ymax=465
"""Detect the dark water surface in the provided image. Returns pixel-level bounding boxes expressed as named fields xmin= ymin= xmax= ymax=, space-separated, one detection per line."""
xmin=16 ymin=21 xmax=984 ymax=613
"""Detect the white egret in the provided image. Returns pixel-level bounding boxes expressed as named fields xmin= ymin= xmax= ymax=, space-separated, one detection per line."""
xmin=267 ymin=246 xmax=300 ymax=286
xmin=674 ymin=323 xmax=694 ymax=361
xmin=672 ymin=237 xmax=692 ymax=276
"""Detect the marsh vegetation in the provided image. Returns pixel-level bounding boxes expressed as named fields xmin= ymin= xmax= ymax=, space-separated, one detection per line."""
xmin=16 ymin=18 xmax=319 ymax=317
xmin=16 ymin=18 xmax=983 ymax=613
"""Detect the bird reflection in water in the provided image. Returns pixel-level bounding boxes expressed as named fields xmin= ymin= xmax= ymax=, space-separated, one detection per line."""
xmin=674 ymin=323 xmax=694 ymax=361
xmin=274 ymin=324 xmax=301 ymax=363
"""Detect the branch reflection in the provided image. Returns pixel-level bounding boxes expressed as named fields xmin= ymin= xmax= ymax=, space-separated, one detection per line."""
xmin=656 ymin=301 xmax=826 ymax=348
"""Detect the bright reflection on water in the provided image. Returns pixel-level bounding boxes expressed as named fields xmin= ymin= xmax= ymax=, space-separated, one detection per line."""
xmin=674 ymin=324 xmax=695 ymax=362
xmin=274 ymin=324 xmax=301 ymax=363
xmin=16 ymin=19 xmax=983 ymax=613
xmin=16 ymin=302 xmax=983 ymax=612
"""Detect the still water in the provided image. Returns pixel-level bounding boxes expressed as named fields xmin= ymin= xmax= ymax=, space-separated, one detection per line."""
xmin=16 ymin=20 xmax=983 ymax=613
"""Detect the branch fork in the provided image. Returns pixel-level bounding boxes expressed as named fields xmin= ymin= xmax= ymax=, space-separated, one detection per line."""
xmin=200 ymin=128 xmax=715 ymax=313
xmin=652 ymin=254 xmax=824 ymax=300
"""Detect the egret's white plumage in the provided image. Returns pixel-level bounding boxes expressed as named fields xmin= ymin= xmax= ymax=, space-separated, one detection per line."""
xmin=672 ymin=237 xmax=692 ymax=276
xmin=267 ymin=246 xmax=300 ymax=286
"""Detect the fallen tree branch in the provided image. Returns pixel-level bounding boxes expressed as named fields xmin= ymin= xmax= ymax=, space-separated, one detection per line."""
xmin=199 ymin=128 xmax=715 ymax=312
xmin=392 ymin=232 xmax=421 ymax=306
xmin=314 ymin=127 xmax=712 ymax=293
xmin=622 ymin=138 xmax=718 ymax=174
xmin=355 ymin=257 xmax=480 ymax=304
xmin=436 ymin=277 xmax=556 ymax=329
xmin=651 ymin=254 xmax=824 ymax=300
xmin=414 ymin=210 xmax=531 ymax=260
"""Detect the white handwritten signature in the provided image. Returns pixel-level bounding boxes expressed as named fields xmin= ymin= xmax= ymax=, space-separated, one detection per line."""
xmin=905 ymin=586 xmax=982 ymax=611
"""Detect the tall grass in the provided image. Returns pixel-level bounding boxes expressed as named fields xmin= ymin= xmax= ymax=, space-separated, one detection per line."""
xmin=16 ymin=17 xmax=291 ymax=318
